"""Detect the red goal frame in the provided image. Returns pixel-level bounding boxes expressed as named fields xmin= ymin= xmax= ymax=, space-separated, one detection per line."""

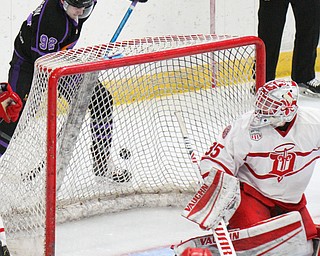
xmin=44 ymin=35 xmax=265 ymax=256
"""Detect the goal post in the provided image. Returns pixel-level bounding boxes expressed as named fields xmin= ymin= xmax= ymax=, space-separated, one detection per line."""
xmin=0 ymin=34 xmax=265 ymax=256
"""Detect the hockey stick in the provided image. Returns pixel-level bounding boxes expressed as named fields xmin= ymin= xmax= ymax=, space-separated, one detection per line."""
xmin=174 ymin=111 xmax=237 ymax=256
xmin=174 ymin=112 xmax=203 ymax=185
xmin=104 ymin=0 xmax=139 ymax=59
xmin=55 ymin=1 xmax=141 ymax=184
xmin=110 ymin=0 xmax=139 ymax=43
xmin=21 ymin=2 xmax=142 ymax=182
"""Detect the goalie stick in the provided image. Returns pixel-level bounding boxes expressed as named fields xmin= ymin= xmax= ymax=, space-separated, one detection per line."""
xmin=174 ymin=111 xmax=237 ymax=256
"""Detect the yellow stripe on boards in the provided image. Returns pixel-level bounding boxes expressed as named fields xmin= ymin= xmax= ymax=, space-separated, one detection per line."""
xmin=103 ymin=58 xmax=254 ymax=105
xmin=276 ymin=48 xmax=320 ymax=78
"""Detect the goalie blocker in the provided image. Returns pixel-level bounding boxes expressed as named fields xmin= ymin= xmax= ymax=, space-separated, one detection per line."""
xmin=173 ymin=211 xmax=317 ymax=256
xmin=182 ymin=167 xmax=240 ymax=230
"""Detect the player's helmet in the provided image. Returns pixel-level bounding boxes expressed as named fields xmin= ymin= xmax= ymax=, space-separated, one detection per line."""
xmin=65 ymin=0 xmax=93 ymax=8
xmin=63 ymin=0 xmax=94 ymax=19
xmin=250 ymin=79 xmax=299 ymax=128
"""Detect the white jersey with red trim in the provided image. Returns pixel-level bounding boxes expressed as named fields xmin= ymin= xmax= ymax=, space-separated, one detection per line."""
xmin=200 ymin=106 xmax=320 ymax=204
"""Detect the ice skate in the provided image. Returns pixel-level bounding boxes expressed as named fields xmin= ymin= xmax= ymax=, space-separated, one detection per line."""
xmin=93 ymin=154 xmax=132 ymax=184
xmin=298 ymin=78 xmax=320 ymax=97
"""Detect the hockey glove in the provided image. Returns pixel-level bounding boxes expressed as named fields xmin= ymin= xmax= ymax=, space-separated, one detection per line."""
xmin=0 ymin=241 xmax=10 ymax=256
xmin=0 ymin=83 xmax=23 ymax=123
xmin=182 ymin=167 xmax=240 ymax=230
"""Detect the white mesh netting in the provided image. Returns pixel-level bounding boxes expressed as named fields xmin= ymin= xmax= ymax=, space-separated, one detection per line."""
xmin=0 ymin=34 xmax=264 ymax=255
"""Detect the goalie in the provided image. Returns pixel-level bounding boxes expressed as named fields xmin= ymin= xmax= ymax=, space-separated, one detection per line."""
xmin=174 ymin=80 xmax=320 ymax=255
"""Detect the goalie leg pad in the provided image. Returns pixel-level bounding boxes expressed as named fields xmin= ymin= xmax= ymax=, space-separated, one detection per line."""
xmin=182 ymin=168 xmax=240 ymax=230
xmin=173 ymin=211 xmax=314 ymax=256
xmin=299 ymin=206 xmax=318 ymax=240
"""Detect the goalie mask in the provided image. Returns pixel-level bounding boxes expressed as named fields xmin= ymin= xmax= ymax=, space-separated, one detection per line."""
xmin=250 ymin=80 xmax=298 ymax=128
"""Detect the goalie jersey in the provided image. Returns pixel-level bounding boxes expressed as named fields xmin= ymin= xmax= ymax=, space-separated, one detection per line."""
xmin=200 ymin=106 xmax=320 ymax=204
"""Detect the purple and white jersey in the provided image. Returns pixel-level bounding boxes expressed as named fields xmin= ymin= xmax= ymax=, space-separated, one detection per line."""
xmin=13 ymin=0 xmax=97 ymax=64
xmin=200 ymin=106 xmax=320 ymax=204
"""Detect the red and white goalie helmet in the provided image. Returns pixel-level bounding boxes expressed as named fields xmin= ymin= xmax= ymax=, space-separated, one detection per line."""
xmin=250 ymin=79 xmax=299 ymax=128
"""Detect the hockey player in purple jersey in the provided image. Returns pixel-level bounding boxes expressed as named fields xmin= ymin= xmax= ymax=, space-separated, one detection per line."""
xmin=0 ymin=0 xmax=137 ymax=183
xmin=173 ymin=80 xmax=320 ymax=255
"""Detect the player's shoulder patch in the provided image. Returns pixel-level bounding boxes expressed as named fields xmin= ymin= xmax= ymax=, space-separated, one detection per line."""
xmin=249 ymin=129 xmax=262 ymax=141
xmin=222 ymin=125 xmax=232 ymax=139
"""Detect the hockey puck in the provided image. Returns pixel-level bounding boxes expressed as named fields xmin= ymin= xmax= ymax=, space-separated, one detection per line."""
xmin=119 ymin=148 xmax=131 ymax=160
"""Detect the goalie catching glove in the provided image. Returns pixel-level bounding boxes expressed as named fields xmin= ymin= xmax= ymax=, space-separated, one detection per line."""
xmin=0 ymin=83 xmax=22 ymax=123
xmin=182 ymin=167 xmax=240 ymax=230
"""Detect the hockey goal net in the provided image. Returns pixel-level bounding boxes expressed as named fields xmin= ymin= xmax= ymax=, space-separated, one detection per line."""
xmin=0 ymin=34 xmax=265 ymax=255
